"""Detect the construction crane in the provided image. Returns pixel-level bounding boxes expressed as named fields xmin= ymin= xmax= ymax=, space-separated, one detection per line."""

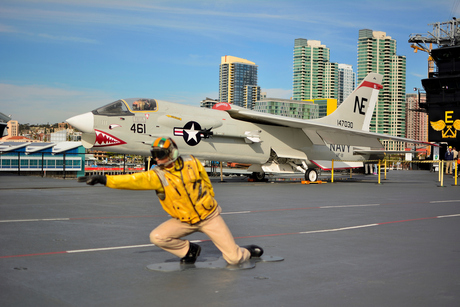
xmin=408 ymin=18 xmax=460 ymax=75
xmin=410 ymin=43 xmax=434 ymax=75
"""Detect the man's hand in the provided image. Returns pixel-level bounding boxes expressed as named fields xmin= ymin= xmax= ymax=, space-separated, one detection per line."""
xmin=77 ymin=175 xmax=107 ymax=186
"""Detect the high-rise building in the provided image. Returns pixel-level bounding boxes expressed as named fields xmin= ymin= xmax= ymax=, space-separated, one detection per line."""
xmin=406 ymin=93 xmax=428 ymax=143
xmin=357 ymin=29 xmax=406 ymax=150
xmin=338 ymin=64 xmax=356 ymax=105
xmin=7 ymin=120 xmax=19 ymax=137
xmin=293 ymin=39 xmax=338 ymax=101
xmin=219 ymin=55 xmax=260 ymax=108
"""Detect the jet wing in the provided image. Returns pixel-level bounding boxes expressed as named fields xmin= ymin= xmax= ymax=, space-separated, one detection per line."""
xmin=217 ymin=105 xmax=432 ymax=147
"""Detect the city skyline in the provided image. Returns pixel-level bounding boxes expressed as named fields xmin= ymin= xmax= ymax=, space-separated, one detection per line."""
xmin=0 ymin=0 xmax=458 ymax=124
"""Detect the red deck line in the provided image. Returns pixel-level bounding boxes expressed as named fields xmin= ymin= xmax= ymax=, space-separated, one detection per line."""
xmin=1 ymin=251 xmax=67 ymax=258
xmin=1 ymin=214 xmax=458 ymax=259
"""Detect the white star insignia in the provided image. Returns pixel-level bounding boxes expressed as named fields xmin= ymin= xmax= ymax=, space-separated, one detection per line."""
xmin=185 ymin=123 xmax=199 ymax=142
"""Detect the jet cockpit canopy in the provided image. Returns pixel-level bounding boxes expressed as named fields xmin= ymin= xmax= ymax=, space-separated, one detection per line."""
xmin=92 ymin=98 xmax=157 ymax=116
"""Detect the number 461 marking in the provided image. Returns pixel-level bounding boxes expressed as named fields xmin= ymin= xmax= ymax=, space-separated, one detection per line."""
xmin=131 ymin=123 xmax=146 ymax=133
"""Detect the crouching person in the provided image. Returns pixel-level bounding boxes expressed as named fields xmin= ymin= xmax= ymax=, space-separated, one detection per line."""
xmin=78 ymin=137 xmax=263 ymax=265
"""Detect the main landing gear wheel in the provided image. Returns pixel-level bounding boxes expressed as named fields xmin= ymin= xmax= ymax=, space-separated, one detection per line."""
xmin=305 ymin=169 xmax=318 ymax=182
xmin=251 ymin=172 xmax=266 ymax=181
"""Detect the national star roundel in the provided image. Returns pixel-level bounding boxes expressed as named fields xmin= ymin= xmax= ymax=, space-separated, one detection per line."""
xmin=173 ymin=121 xmax=202 ymax=146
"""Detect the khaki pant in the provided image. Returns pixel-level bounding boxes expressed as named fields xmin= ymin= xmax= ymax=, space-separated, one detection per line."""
xmin=445 ymin=160 xmax=453 ymax=174
xmin=149 ymin=206 xmax=250 ymax=265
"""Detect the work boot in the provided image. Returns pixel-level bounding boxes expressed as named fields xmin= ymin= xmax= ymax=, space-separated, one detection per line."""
xmin=243 ymin=245 xmax=264 ymax=258
xmin=180 ymin=243 xmax=201 ymax=264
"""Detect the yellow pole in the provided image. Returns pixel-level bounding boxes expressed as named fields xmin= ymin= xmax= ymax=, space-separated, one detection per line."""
xmin=439 ymin=160 xmax=441 ymax=182
xmin=331 ymin=160 xmax=334 ymax=183
xmin=378 ymin=160 xmax=381 ymax=184
xmin=455 ymin=161 xmax=458 ymax=186
xmin=440 ymin=160 xmax=444 ymax=187
xmin=384 ymin=159 xmax=387 ymax=180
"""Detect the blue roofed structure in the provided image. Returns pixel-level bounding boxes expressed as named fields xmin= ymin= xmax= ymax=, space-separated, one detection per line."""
xmin=0 ymin=141 xmax=85 ymax=177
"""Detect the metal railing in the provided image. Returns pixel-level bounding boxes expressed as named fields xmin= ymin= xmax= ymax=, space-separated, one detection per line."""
xmin=330 ymin=159 xmax=458 ymax=186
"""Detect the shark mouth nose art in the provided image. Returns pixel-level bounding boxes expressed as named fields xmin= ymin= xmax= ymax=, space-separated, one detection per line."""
xmin=94 ymin=130 xmax=127 ymax=147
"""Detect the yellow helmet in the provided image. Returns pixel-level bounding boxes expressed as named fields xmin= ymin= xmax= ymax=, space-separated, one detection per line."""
xmin=151 ymin=137 xmax=179 ymax=165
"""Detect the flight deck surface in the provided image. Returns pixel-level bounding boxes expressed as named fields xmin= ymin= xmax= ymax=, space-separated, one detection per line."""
xmin=1 ymin=171 xmax=459 ymax=306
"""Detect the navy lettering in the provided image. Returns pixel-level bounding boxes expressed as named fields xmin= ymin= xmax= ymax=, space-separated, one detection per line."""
xmin=329 ymin=144 xmax=351 ymax=153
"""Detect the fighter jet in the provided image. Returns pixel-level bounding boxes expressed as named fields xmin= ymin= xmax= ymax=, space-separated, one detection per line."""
xmin=66 ymin=73 xmax=429 ymax=181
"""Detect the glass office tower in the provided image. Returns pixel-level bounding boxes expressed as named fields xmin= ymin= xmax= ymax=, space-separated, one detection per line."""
xmin=219 ymin=55 xmax=260 ymax=108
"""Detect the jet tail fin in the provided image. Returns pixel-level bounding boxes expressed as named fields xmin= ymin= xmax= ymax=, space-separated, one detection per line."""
xmin=314 ymin=73 xmax=383 ymax=132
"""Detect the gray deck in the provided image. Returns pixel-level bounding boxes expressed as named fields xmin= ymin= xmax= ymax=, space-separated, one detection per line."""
xmin=1 ymin=171 xmax=459 ymax=306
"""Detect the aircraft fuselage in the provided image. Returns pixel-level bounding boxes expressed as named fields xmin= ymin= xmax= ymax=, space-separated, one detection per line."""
xmin=72 ymin=98 xmax=368 ymax=170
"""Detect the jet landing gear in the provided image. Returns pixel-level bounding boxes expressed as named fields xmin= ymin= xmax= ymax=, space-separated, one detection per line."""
xmin=251 ymin=172 xmax=266 ymax=181
xmin=305 ymin=169 xmax=318 ymax=182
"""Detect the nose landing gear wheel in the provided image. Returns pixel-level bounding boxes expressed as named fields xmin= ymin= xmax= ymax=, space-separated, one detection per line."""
xmin=251 ymin=172 xmax=266 ymax=181
xmin=305 ymin=169 xmax=318 ymax=182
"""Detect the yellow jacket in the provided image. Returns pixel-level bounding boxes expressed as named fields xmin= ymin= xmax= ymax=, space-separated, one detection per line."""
xmin=106 ymin=155 xmax=217 ymax=224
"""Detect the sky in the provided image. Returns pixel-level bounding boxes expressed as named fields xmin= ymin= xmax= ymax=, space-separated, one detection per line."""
xmin=0 ymin=0 xmax=459 ymax=124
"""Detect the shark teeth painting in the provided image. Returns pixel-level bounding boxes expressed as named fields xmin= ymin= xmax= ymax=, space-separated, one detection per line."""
xmin=94 ymin=130 xmax=126 ymax=147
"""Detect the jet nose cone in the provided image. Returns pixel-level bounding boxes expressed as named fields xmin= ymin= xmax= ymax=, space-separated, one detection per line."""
xmin=66 ymin=112 xmax=94 ymax=133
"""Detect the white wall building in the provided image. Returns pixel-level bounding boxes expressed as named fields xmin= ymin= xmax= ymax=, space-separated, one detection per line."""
xmin=50 ymin=130 xmax=67 ymax=143
xmin=338 ymin=64 xmax=356 ymax=105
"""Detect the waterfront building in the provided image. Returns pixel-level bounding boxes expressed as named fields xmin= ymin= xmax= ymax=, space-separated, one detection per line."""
xmin=0 ymin=141 xmax=85 ymax=177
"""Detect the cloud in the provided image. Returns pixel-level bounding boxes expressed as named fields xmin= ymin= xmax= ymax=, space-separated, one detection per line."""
xmin=411 ymin=72 xmax=426 ymax=78
xmin=0 ymin=83 xmax=217 ymax=123
xmin=0 ymin=23 xmax=19 ymax=33
xmin=0 ymin=1 xmax=359 ymax=44
xmin=37 ymin=33 xmax=98 ymax=44
xmin=0 ymin=84 xmax=114 ymax=124
xmin=10 ymin=0 xmax=316 ymax=22
xmin=160 ymin=90 xmax=219 ymax=106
